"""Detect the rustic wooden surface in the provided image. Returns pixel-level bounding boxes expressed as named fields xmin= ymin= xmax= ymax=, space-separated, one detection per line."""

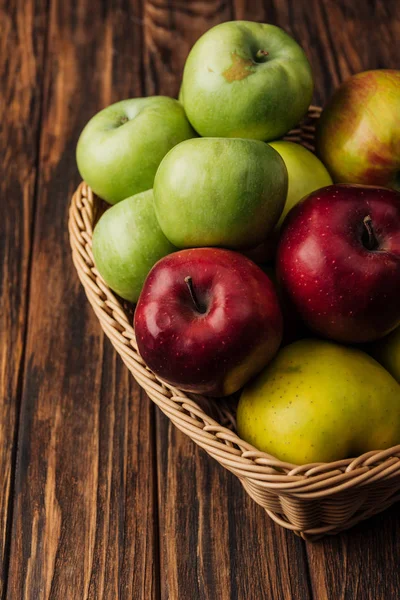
xmin=1 ymin=0 xmax=400 ymax=598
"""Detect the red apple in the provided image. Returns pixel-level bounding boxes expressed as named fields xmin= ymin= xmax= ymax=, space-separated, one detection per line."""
xmin=134 ymin=248 xmax=283 ymax=396
xmin=277 ymin=184 xmax=400 ymax=343
xmin=317 ymin=70 xmax=400 ymax=190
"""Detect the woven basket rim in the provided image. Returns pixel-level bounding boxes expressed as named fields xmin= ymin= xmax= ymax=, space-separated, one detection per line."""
xmin=68 ymin=106 xmax=400 ymax=502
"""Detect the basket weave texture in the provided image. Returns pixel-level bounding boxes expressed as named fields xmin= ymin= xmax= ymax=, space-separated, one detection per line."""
xmin=69 ymin=107 xmax=400 ymax=540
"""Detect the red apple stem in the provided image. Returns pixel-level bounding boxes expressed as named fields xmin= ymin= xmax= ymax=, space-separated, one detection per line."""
xmin=363 ymin=215 xmax=379 ymax=251
xmin=184 ymin=276 xmax=204 ymax=313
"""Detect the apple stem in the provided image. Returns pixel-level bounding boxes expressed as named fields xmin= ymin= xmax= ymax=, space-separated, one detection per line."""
xmin=184 ymin=276 xmax=204 ymax=313
xmin=256 ymin=49 xmax=269 ymax=59
xmin=363 ymin=215 xmax=379 ymax=251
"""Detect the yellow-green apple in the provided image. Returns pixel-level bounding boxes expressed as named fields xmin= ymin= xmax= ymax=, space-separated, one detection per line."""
xmin=245 ymin=142 xmax=332 ymax=263
xmin=180 ymin=21 xmax=313 ymax=141
xmin=92 ymin=190 xmax=175 ymax=303
xmin=153 ymin=137 xmax=287 ymax=249
xmin=370 ymin=326 xmax=400 ymax=383
xmin=76 ymin=97 xmax=195 ymax=204
xmin=237 ymin=339 xmax=400 ymax=463
xmin=317 ymin=70 xmax=400 ymax=190
xmin=277 ymin=184 xmax=400 ymax=343
xmin=134 ymin=248 xmax=283 ymax=396
xmin=269 ymin=141 xmax=333 ymax=228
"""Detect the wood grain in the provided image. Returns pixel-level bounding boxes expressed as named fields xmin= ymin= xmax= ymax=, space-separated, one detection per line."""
xmin=307 ymin=505 xmax=400 ymax=600
xmin=5 ymin=1 xmax=159 ymax=598
xmin=0 ymin=0 xmax=49 ymax=594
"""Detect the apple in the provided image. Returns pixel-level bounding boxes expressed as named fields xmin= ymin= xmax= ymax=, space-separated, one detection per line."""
xmin=92 ymin=190 xmax=176 ymax=303
xmin=370 ymin=326 xmax=400 ymax=383
xmin=153 ymin=137 xmax=287 ymax=249
xmin=134 ymin=248 xmax=283 ymax=396
xmin=269 ymin=141 xmax=333 ymax=228
xmin=277 ymin=184 xmax=400 ymax=343
xmin=237 ymin=339 xmax=400 ymax=464
xmin=180 ymin=21 xmax=313 ymax=141
xmin=76 ymin=96 xmax=195 ymax=204
xmin=317 ymin=70 xmax=400 ymax=190
xmin=244 ymin=142 xmax=332 ymax=263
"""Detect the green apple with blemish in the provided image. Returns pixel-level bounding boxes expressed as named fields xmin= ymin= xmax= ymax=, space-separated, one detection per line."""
xmin=180 ymin=21 xmax=314 ymax=140
xmin=237 ymin=339 xmax=400 ymax=464
xmin=153 ymin=137 xmax=288 ymax=249
xmin=92 ymin=190 xmax=176 ymax=303
xmin=76 ymin=96 xmax=195 ymax=204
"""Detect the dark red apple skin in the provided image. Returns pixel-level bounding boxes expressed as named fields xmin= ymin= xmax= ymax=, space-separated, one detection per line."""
xmin=277 ymin=184 xmax=400 ymax=343
xmin=134 ymin=248 xmax=283 ymax=396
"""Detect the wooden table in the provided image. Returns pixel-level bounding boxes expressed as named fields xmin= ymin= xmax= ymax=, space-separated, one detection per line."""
xmin=2 ymin=1 xmax=400 ymax=598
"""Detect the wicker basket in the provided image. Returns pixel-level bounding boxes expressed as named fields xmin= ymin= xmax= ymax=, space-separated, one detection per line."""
xmin=69 ymin=107 xmax=400 ymax=540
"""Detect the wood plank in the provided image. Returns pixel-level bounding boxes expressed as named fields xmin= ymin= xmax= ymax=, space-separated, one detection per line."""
xmin=143 ymin=1 xmax=311 ymax=598
xmin=6 ymin=1 xmax=159 ymax=598
xmin=307 ymin=505 xmax=400 ymax=600
xmin=0 ymin=0 xmax=48 ymax=594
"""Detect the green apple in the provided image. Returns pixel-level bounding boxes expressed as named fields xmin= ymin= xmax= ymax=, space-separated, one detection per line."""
xmin=370 ymin=326 xmax=400 ymax=383
xmin=237 ymin=339 xmax=400 ymax=464
xmin=76 ymin=97 xmax=196 ymax=204
xmin=92 ymin=190 xmax=176 ymax=303
xmin=181 ymin=21 xmax=313 ymax=140
xmin=317 ymin=70 xmax=400 ymax=190
xmin=153 ymin=137 xmax=288 ymax=249
xmin=244 ymin=142 xmax=333 ymax=263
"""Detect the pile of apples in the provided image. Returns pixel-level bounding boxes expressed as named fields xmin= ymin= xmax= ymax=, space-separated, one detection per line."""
xmin=76 ymin=21 xmax=400 ymax=465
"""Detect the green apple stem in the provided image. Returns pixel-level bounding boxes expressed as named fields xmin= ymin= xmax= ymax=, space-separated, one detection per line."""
xmin=184 ymin=276 xmax=205 ymax=313
xmin=363 ymin=215 xmax=379 ymax=251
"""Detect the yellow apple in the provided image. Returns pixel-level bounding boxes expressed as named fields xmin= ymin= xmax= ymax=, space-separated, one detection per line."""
xmin=237 ymin=339 xmax=400 ymax=464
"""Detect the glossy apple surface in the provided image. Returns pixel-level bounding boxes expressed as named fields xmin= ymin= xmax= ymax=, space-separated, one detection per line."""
xmin=181 ymin=21 xmax=313 ymax=140
xmin=92 ymin=190 xmax=176 ymax=303
xmin=154 ymin=137 xmax=287 ymax=249
xmin=134 ymin=248 xmax=283 ymax=396
xmin=317 ymin=70 xmax=400 ymax=190
xmin=277 ymin=185 xmax=400 ymax=343
xmin=237 ymin=339 xmax=400 ymax=464
xmin=76 ymin=96 xmax=195 ymax=204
